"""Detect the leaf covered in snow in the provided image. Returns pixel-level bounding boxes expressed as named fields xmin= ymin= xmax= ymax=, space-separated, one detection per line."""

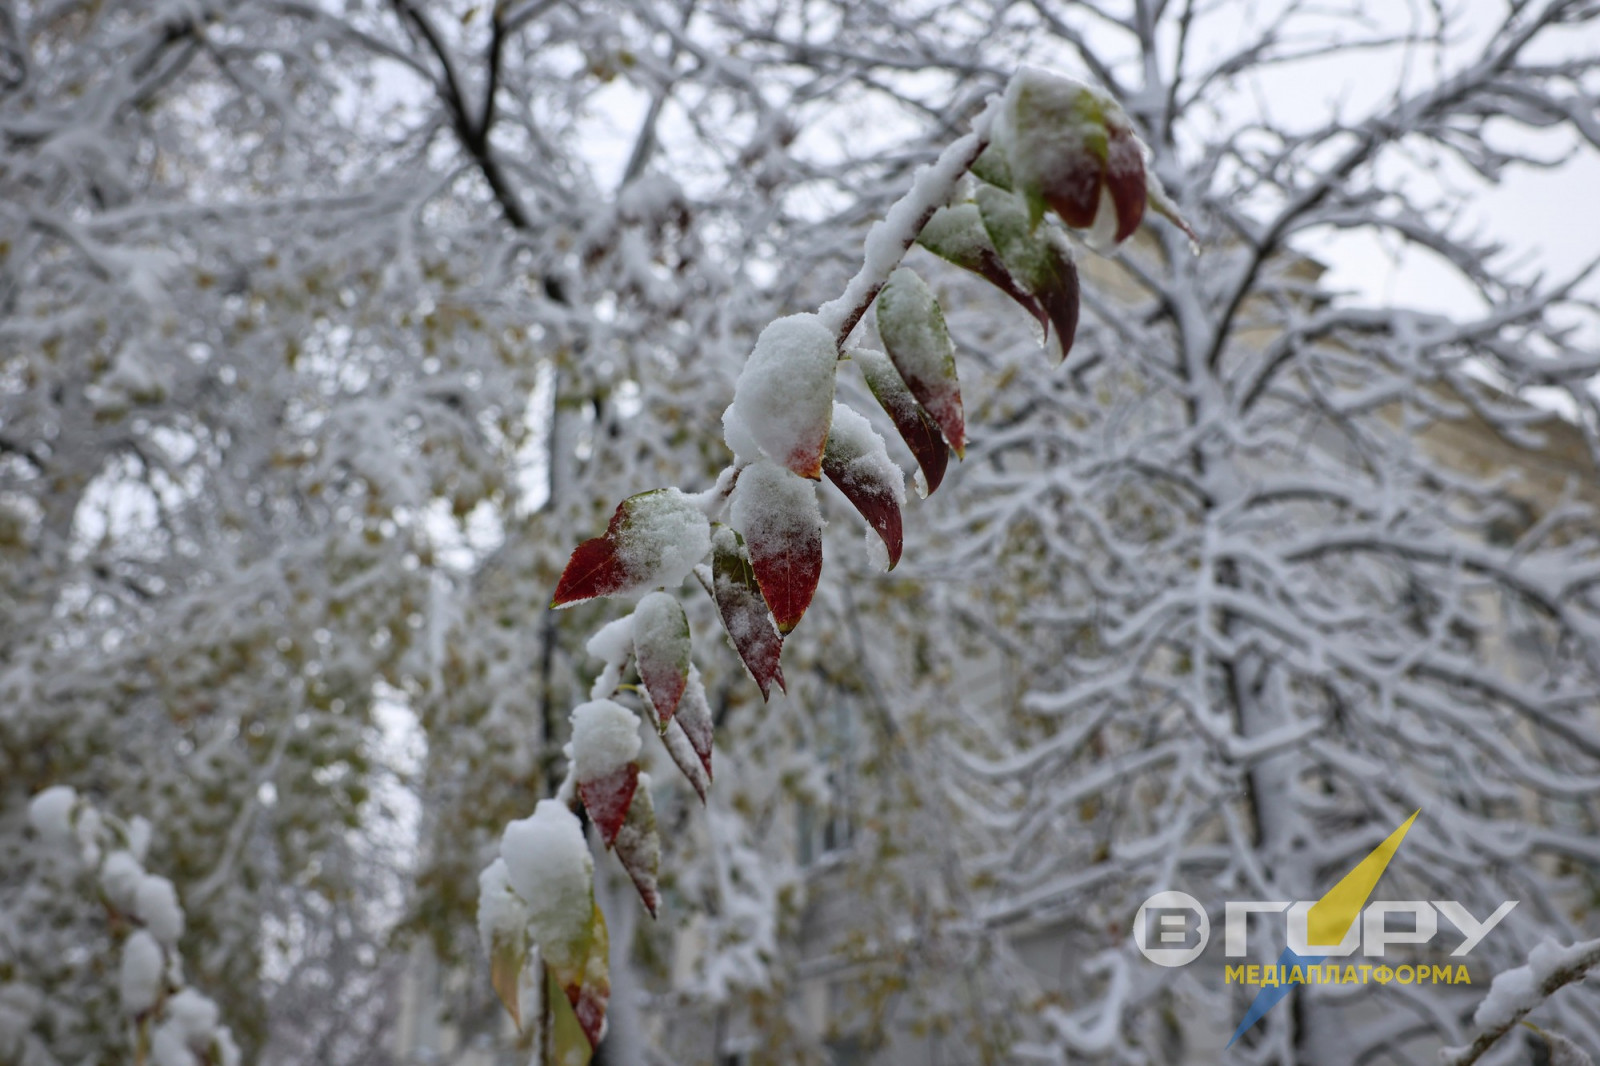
xmin=710 ymin=525 xmax=786 ymax=699
xmin=614 ymin=774 xmax=662 ymax=917
xmin=674 ymin=665 xmax=715 ymax=783
xmin=823 ymin=403 xmax=905 ymax=569
xmin=730 ymin=460 xmax=824 ymax=634
xmin=726 ymin=313 xmax=838 ymax=478
xmin=999 ymin=67 xmax=1146 ymax=242
xmin=568 ymin=701 xmax=642 ymax=847
xmin=876 ymin=267 xmax=965 ymax=457
xmin=552 ymin=490 xmax=712 ymax=608
xmin=631 ymin=592 xmax=691 ymax=724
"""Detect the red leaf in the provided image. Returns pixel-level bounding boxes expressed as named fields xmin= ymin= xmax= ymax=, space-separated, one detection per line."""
xmin=731 ymin=461 xmax=823 ymax=634
xmin=1038 ymin=232 xmax=1081 ymax=363
xmin=876 ymin=267 xmax=965 ymax=457
xmin=823 ymin=407 xmax=903 ymax=569
xmin=577 ymin=763 xmax=639 ymax=849
xmin=853 ymin=347 xmax=949 ymax=496
xmin=710 ymin=526 xmax=786 ymax=700
xmin=614 ymin=778 xmax=661 ymax=918
xmin=675 ymin=667 xmax=715 ymax=780
xmin=1105 ymin=127 xmax=1147 ymax=243
xmin=1042 ymin=156 xmax=1102 ymax=230
xmin=551 ymin=531 xmax=630 ymax=607
xmin=632 ymin=592 xmax=690 ymax=724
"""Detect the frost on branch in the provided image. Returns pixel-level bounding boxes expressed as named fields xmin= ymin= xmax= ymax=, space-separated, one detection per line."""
xmin=23 ymin=788 xmax=240 ymax=1065
xmin=822 ymin=402 xmax=906 ymax=569
xmin=726 ymin=313 xmax=839 ymax=478
xmin=552 ymin=489 xmax=712 ymax=607
xmin=567 ymin=700 xmax=643 ymax=847
xmin=876 ymin=268 xmax=966 ymax=458
xmin=730 ymin=460 xmax=825 ymax=634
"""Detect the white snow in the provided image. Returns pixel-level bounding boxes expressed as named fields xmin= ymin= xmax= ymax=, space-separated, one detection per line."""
xmin=499 ymin=800 xmax=594 ymax=957
xmin=126 ymin=815 xmax=153 ymax=862
xmin=730 ymin=460 xmax=824 ymax=556
xmin=826 ymin=402 xmax=906 ymax=506
xmin=615 ymin=488 xmax=712 ymax=590
xmin=149 ymin=1023 xmax=198 ymax=1066
xmin=1472 ymin=937 xmax=1600 ymax=1030
xmin=120 ymin=930 xmax=164 ymax=1016
xmin=476 ymin=858 xmax=529 ymax=950
xmin=584 ymin=614 xmax=636 ymax=665
xmin=584 ymin=612 xmax=637 ymax=699
xmin=815 ymin=91 xmax=1003 ymax=340
xmin=727 ymin=314 xmax=838 ymax=476
xmin=568 ymin=699 xmax=642 ymax=782
xmin=27 ymin=786 xmax=75 ymax=847
xmin=632 ymin=592 xmax=689 ymax=675
xmin=163 ymin=988 xmax=220 ymax=1040
xmin=135 ymin=874 xmax=185 ymax=946
xmin=720 ymin=403 xmax=762 ymax=462
xmin=101 ymin=850 xmax=145 ymax=912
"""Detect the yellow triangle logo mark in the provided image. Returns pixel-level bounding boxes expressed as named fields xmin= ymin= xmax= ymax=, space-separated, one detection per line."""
xmin=1305 ymin=810 xmax=1420 ymax=948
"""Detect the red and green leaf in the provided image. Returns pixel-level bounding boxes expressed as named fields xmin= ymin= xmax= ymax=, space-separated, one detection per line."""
xmin=547 ymin=901 xmax=610 ymax=1059
xmin=876 ymin=267 xmax=965 ymax=457
xmin=976 ymin=185 xmax=1081 ymax=361
xmin=852 ymin=347 xmax=949 ymax=496
xmin=710 ymin=525 xmax=786 ymax=699
xmin=917 ymin=203 xmax=1046 ymax=328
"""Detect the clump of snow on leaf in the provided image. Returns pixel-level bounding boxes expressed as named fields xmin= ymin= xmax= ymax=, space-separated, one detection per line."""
xmin=500 ymin=800 xmax=593 ymax=958
xmin=568 ymin=699 xmax=642 ymax=782
xmin=827 ymin=403 xmax=905 ymax=506
xmin=585 ymin=612 xmax=636 ymax=699
xmin=616 ymin=489 xmax=711 ymax=590
xmin=101 ymin=850 xmax=144 ymax=911
xmin=476 ymin=858 xmax=529 ymax=949
xmin=136 ymin=874 xmax=185 ymax=946
xmin=27 ymin=786 xmax=75 ymax=847
xmin=120 ymin=930 xmax=164 ymax=1015
xmin=730 ymin=461 xmax=825 ymax=552
xmin=728 ymin=313 xmax=838 ymax=478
